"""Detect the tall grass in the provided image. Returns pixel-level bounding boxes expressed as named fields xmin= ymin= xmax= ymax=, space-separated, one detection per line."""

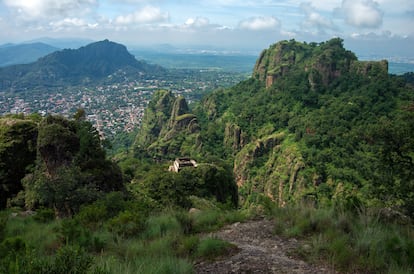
xmin=1 ymin=205 xmax=249 ymax=273
xmin=272 ymin=204 xmax=414 ymax=273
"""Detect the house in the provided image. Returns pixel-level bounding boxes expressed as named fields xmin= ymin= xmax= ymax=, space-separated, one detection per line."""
xmin=168 ymin=157 xmax=197 ymax=172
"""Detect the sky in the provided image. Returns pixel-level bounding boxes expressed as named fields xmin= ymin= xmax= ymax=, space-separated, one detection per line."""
xmin=0 ymin=0 xmax=413 ymax=58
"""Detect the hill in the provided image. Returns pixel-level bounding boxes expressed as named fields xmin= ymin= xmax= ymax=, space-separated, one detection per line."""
xmin=134 ymin=38 xmax=414 ymax=217
xmin=0 ymin=42 xmax=59 ymax=67
xmin=0 ymin=40 xmax=164 ymax=92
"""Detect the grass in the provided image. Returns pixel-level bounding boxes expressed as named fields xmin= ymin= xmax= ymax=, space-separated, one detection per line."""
xmin=272 ymin=204 xmax=414 ymax=273
xmin=196 ymin=237 xmax=236 ymax=260
xmin=0 ymin=206 xmax=248 ymax=274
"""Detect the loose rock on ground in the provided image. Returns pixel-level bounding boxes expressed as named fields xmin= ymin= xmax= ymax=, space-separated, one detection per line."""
xmin=195 ymin=218 xmax=336 ymax=274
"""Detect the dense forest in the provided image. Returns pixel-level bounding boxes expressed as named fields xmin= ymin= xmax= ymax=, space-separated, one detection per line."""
xmin=1 ymin=38 xmax=413 ymax=273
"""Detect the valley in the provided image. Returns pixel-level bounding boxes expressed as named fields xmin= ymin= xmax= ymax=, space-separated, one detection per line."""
xmin=0 ymin=38 xmax=413 ymax=274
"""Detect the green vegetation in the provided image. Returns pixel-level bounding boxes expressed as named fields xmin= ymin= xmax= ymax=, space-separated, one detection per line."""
xmin=1 ymin=38 xmax=414 ymax=273
xmin=0 ymin=199 xmax=246 ymax=274
xmin=272 ymin=204 xmax=414 ymax=273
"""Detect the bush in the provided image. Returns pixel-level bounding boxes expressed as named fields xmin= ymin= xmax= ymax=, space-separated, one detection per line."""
xmin=174 ymin=211 xmax=194 ymax=235
xmin=144 ymin=214 xmax=182 ymax=239
xmin=176 ymin=235 xmax=200 ymax=257
xmin=77 ymin=203 xmax=107 ymax=230
xmin=272 ymin=205 xmax=414 ymax=273
xmin=192 ymin=210 xmax=222 ymax=233
xmin=107 ymin=210 xmax=145 ymax=238
xmin=195 ymin=237 xmax=234 ymax=260
xmin=56 ymin=218 xmax=104 ymax=252
xmin=52 ymin=245 xmax=93 ymax=274
xmin=0 ymin=212 xmax=7 ymax=242
xmin=33 ymin=208 xmax=55 ymax=223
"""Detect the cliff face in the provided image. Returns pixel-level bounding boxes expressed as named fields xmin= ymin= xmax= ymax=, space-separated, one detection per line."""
xmin=233 ymin=132 xmax=306 ymax=206
xmin=134 ymin=90 xmax=200 ymax=158
xmin=253 ymin=38 xmax=387 ymax=88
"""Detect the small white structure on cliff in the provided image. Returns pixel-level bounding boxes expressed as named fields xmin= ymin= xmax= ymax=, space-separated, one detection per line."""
xmin=169 ymin=157 xmax=197 ymax=172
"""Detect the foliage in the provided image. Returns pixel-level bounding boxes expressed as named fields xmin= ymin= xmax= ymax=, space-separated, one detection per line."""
xmin=191 ymin=38 xmax=414 ymax=215
xmin=0 ymin=117 xmax=37 ymax=208
xmin=272 ymin=204 xmax=414 ymax=273
xmin=17 ymin=114 xmax=124 ymax=217
xmin=195 ymin=237 xmax=235 ymax=260
xmin=131 ymin=163 xmax=237 ymax=209
xmin=107 ymin=210 xmax=145 ymax=238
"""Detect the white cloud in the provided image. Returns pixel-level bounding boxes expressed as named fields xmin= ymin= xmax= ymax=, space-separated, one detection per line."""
xmin=238 ymin=16 xmax=280 ymax=31
xmin=300 ymin=2 xmax=336 ymax=32
xmin=3 ymin=0 xmax=97 ymax=20
xmin=49 ymin=18 xmax=98 ymax=31
xmin=114 ymin=6 xmax=169 ymax=25
xmin=184 ymin=17 xmax=210 ymax=28
xmin=340 ymin=0 xmax=383 ymax=28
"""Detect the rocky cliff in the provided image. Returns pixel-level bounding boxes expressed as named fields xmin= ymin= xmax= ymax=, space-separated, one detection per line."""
xmin=134 ymin=90 xmax=200 ymax=158
xmin=253 ymin=38 xmax=387 ymax=88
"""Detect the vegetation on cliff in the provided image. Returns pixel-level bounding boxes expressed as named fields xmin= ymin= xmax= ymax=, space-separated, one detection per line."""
xmin=1 ymin=38 xmax=413 ymax=273
xmin=193 ymin=38 xmax=413 ymax=217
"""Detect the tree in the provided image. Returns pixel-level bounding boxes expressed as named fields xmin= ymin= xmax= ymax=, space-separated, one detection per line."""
xmin=0 ymin=118 xmax=37 ymax=208
xmin=22 ymin=114 xmax=123 ymax=217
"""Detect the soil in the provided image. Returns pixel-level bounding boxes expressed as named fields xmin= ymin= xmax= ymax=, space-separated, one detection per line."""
xmin=194 ymin=218 xmax=337 ymax=274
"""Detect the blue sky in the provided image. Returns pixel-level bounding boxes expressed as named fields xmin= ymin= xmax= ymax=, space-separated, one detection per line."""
xmin=0 ymin=0 xmax=413 ymax=58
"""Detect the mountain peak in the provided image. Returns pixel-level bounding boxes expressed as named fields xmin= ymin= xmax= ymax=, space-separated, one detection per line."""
xmin=253 ymin=38 xmax=387 ymax=88
xmin=0 ymin=40 xmax=164 ymax=91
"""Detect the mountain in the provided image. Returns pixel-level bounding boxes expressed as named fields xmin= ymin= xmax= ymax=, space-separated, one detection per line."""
xmin=0 ymin=40 xmax=164 ymax=92
xmin=135 ymin=38 xmax=414 ymax=216
xmin=25 ymin=37 xmax=95 ymax=49
xmin=0 ymin=42 xmax=59 ymax=67
xmin=134 ymin=90 xmax=201 ymax=159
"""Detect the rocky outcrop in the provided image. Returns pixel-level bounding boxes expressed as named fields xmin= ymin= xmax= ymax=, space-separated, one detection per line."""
xmin=253 ymin=38 xmax=388 ymax=89
xmin=234 ymin=132 xmax=305 ymax=207
xmin=253 ymin=40 xmax=304 ymax=87
xmin=134 ymin=90 xmax=201 ymax=158
xmin=224 ymin=123 xmax=246 ymax=154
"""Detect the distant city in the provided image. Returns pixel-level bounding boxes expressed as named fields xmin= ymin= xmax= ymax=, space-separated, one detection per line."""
xmin=0 ymin=69 xmax=247 ymax=139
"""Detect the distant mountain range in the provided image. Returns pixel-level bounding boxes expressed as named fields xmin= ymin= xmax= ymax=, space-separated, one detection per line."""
xmin=0 ymin=43 xmax=59 ymax=67
xmin=0 ymin=40 xmax=164 ymax=92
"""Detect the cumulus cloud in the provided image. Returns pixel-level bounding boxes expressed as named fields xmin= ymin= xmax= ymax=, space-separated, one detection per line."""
xmin=3 ymin=0 xmax=97 ymax=20
xmin=49 ymin=18 xmax=98 ymax=31
xmin=340 ymin=0 xmax=383 ymax=28
xmin=114 ymin=6 xmax=169 ymax=25
xmin=184 ymin=17 xmax=210 ymax=28
xmin=300 ymin=2 xmax=336 ymax=32
xmin=238 ymin=16 xmax=280 ymax=31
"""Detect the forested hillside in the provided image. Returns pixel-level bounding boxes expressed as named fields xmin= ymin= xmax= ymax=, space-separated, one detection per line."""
xmin=192 ymin=38 xmax=414 ymax=215
xmin=133 ymin=38 xmax=414 ymax=217
xmin=1 ymin=38 xmax=413 ymax=273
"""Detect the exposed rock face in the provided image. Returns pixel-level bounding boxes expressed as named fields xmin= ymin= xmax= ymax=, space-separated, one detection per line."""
xmin=224 ymin=123 xmax=246 ymax=154
xmin=253 ymin=38 xmax=388 ymax=89
xmin=233 ymin=132 xmax=305 ymax=207
xmin=134 ymin=90 xmax=200 ymax=158
xmin=253 ymin=41 xmax=300 ymax=86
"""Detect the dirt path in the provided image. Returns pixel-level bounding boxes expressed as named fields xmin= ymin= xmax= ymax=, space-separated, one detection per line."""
xmin=194 ymin=218 xmax=336 ymax=274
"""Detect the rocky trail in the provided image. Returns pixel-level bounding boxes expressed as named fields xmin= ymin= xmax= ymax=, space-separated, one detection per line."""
xmin=195 ymin=218 xmax=336 ymax=274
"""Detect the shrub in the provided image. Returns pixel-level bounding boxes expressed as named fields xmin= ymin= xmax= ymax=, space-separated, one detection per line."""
xmin=33 ymin=208 xmax=55 ymax=223
xmin=176 ymin=235 xmax=200 ymax=257
xmin=107 ymin=210 xmax=145 ymax=238
xmin=144 ymin=213 xmax=181 ymax=239
xmin=174 ymin=211 xmax=194 ymax=235
xmin=192 ymin=210 xmax=222 ymax=233
xmin=0 ymin=212 xmax=7 ymax=242
xmin=77 ymin=203 xmax=107 ymax=230
xmin=195 ymin=237 xmax=234 ymax=260
xmin=52 ymin=245 xmax=93 ymax=274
